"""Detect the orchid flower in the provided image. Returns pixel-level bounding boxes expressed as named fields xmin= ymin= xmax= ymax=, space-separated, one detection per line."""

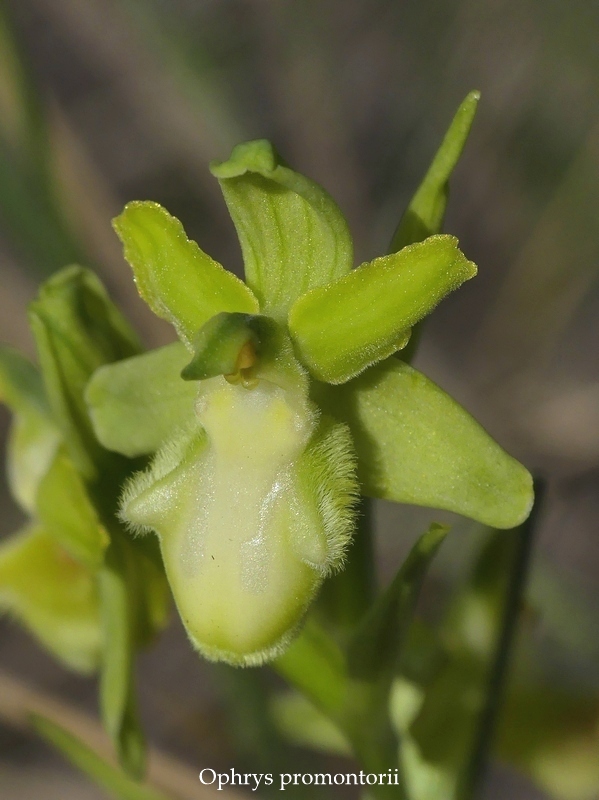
xmin=86 ymin=132 xmax=532 ymax=667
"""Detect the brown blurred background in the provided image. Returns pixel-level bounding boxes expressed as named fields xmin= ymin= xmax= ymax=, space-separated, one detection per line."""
xmin=0 ymin=1 xmax=598 ymax=798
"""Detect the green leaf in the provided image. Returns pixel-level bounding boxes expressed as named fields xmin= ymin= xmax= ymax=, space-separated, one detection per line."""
xmin=321 ymin=527 xmax=449 ymax=784
xmin=0 ymin=346 xmax=60 ymax=512
xmin=497 ymin=687 xmax=599 ymax=800
xmin=408 ymin=500 xmax=541 ymax=798
xmin=99 ymin=543 xmax=146 ymax=778
xmin=113 ymin=201 xmax=258 ymax=347
xmin=391 ymin=91 xmax=480 ymax=251
xmin=289 ymin=235 xmax=476 ymax=383
xmin=315 ymin=358 xmax=533 ymax=528
xmin=210 ymin=139 xmax=353 ymax=315
xmin=86 ymin=342 xmax=197 ymax=458
xmin=0 ymin=526 xmax=101 ymax=673
xmin=36 ymin=448 xmax=110 ymax=569
xmin=348 ymin=524 xmax=448 ymax=683
xmin=274 ymin=619 xmax=349 ymax=721
xmin=270 ymin=691 xmax=351 ymax=756
xmin=29 ymin=266 xmax=140 ymax=478
xmin=32 ymin=714 xmax=171 ymax=800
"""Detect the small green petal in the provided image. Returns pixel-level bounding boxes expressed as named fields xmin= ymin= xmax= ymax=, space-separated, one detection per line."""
xmin=36 ymin=448 xmax=110 ymax=569
xmin=289 ymin=235 xmax=476 ymax=384
xmin=316 ymin=358 xmax=533 ymax=529
xmin=113 ymin=201 xmax=258 ymax=347
xmin=86 ymin=342 xmax=197 ymax=458
xmin=121 ymin=375 xmax=357 ymax=666
xmin=29 ymin=266 xmax=140 ymax=478
xmin=0 ymin=526 xmax=101 ymax=673
xmin=210 ymin=139 xmax=353 ymax=316
xmin=0 ymin=346 xmax=60 ymax=512
xmin=391 ymin=91 xmax=480 ymax=251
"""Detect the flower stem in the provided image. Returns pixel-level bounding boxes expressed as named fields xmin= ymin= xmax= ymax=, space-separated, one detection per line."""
xmin=460 ymin=479 xmax=545 ymax=799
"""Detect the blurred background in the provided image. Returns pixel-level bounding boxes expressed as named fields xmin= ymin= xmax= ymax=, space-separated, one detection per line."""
xmin=0 ymin=1 xmax=598 ymax=798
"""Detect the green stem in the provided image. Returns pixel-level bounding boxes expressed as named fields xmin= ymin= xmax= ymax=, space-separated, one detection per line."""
xmin=460 ymin=479 xmax=545 ymax=799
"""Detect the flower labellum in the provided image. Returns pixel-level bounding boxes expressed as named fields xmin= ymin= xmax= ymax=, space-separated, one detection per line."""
xmin=119 ymin=316 xmax=358 ymax=664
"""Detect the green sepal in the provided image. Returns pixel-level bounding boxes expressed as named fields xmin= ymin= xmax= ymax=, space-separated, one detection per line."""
xmin=289 ymin=235 xmax=476 ymax=384
xmin=0 ymin=526 xmax=101 ymax=673
xmin=0 ymin=345 xmax=60 ymax=512
xmin=113 ymin=201 xmax=258 ymax=347
xmin=348 ymin=524 xmax=449 ymax=683
xmin=99 ymin=542 xmax=146 ymax=779
xmin=86 ymin=342 xmax=196 ymax=458
xmin=210 ymin=139 xmax=353 ymax=315
xmin=36 ymin=448 xmax=110 ymax=569
xmin=181 ymin=311 xmax=262 ymax=381
xmin=315 ymin=358 xmax=533 ymax=528
xmin=32 ymin=715 xmax=170 ymax=800
xmin=29 ymin=266 xmax=140 ymax=478
xmin=391 ymin=91 xmax=480 ymax=251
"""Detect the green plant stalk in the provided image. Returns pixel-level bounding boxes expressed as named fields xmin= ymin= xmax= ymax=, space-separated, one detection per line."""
xmin=275 ymin=621 xmax=407 ymax=800
xmin=459 ymin=480 xmax=544 ymax=799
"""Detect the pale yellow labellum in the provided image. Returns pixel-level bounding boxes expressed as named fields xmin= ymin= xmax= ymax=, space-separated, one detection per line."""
xmin=121 ymin=374 xmax=357 ymax=665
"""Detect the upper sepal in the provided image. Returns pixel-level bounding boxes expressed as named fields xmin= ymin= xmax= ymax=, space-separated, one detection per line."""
xmin=210 ymin=140 xmax=353 ymax=316
xmin=289 ymin=235 xmax=476 ymax=384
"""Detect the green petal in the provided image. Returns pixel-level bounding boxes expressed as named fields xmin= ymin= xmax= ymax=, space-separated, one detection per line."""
xmin=0 ymin=346 xmax=60 ymax=512
xmin=36 ymin=448 xmax=110 ymax=569
xmin=121 ymin=375 xmax=357 ymax=666
xmin=113 ymin=201 xmax=258 ymax=346
xmin=289 ymin=235 xmax=476 ymax=384
xmin=86 ymin=342 xmax=197 ymax=458
xmin=0 ymin=526 xmax=101 ymax=673
xmin=29 ymin=266 xmax=140 ymax=478
xmin=315 ymin=358 xmax=533 ymax=528
xmin=391 ymin=91 xmax=480 ymax=251
xmin=210 ymin=139 xmax=353 ymax=316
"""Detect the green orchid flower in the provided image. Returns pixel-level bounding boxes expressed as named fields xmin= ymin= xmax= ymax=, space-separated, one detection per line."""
xmin=0 ymin=345 xmax=102 ymax=672
xmin=86 ymin=112 xmax=532 ymax=667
